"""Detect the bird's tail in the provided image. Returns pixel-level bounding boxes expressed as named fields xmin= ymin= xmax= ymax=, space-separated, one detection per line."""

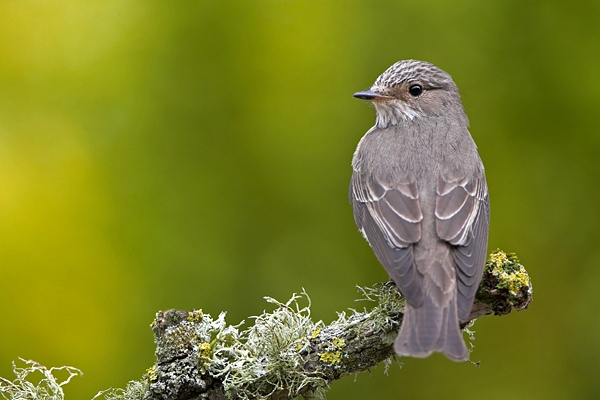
xmin=394 ymin=294 xmax=468 ymax=361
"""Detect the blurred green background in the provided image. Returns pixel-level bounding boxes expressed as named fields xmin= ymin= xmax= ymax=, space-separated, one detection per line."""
xmin=1 ymin=1 xmax=599 ymax=399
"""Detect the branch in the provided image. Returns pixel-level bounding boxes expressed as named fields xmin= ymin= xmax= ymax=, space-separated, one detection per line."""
xmin=135 ymin=250 xmax=531 ymax=400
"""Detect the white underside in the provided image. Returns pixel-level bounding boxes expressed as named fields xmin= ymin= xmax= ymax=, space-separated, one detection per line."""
xmin=373 ymin=100 xmax=422 ymax=128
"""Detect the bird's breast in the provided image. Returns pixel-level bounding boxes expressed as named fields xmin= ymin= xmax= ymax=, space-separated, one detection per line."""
xmin=355 ymin=121 xmax=452 ymax=185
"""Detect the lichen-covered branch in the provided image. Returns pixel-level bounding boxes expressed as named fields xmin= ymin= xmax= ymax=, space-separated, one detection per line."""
xmin=130 ymin=250 xmax=532 ymax=400
xmin=0 ymin=251 xmax=531 ymax=400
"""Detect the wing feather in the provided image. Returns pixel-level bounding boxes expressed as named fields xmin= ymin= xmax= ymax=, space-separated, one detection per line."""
xmin=350 ymin=170 xmax=424 ymax=307
xmin=435 ymin=174 xmax=490 ymax=321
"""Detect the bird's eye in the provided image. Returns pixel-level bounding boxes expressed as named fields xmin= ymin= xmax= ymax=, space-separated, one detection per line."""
xmin=408 ymin=84 xmax=423 ymax=97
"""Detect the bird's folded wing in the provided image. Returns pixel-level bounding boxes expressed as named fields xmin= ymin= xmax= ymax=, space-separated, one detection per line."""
xmin=435 ymin=173 xmax=490 ymax=320
xmin=351 ymin=172 xmax=422 ymax=248
xmin=350 ymin=171 xmax=424 ymax=305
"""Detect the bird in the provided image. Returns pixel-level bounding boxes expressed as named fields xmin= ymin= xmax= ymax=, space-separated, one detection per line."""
xmin=349 ymin=60 xmax=489 ymax=361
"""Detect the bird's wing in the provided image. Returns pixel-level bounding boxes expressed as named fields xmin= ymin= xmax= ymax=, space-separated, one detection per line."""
xmin=435 ymin=172 xmax=490 ymax=321
xmin=350 ymin=170 xmax=424 ymax=306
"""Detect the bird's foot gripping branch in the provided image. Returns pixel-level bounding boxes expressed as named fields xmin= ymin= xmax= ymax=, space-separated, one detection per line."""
xmin=139 ymin=249 xmax=531 ymax=400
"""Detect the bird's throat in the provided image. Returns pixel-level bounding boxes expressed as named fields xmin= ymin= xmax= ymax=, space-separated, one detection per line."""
xmin=374 ymin=100 xmax=422 ymax=128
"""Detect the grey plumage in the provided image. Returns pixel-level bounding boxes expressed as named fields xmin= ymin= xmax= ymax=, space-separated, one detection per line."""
xmin=350 ymin=60 xmax=489 ymax=361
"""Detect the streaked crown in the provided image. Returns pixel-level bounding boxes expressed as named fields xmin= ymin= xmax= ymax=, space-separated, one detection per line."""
xmin=372 ymin=60 xmax=455 ymax=92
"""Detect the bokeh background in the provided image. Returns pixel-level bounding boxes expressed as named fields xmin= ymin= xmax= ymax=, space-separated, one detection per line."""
xmin=1 ymin=1 xmax=599 ymax=399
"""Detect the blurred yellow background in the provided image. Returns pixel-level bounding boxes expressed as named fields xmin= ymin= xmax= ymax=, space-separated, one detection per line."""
xmin=1 ymin=1 xmax=599 ymax=399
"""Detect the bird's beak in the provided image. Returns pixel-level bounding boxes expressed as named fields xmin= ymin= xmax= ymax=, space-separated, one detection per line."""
xmin=353 ymin=90 xmax=394 ymax=101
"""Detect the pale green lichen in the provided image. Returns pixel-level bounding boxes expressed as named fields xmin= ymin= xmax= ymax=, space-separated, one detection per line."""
xmin=210 ymin=291 xmax=328 ymax=400
xmin=0 ymin=358 xmax=82 ymax=400
xmin=462 ymin=319 xmax=480 ymax=364
xmin=0 ymin=358 xmax=147 ymax=400
xmin=353 ymin=281 xmax=405 ymax=346
xmin=382 ymin=355 xmax=401 ymax=375
xmin=92 ymin=379 xmax=146 ymax=400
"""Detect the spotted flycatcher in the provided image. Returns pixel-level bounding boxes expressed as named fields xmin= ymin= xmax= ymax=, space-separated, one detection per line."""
xmin=350 ymin=60 xmax=489 ymax=361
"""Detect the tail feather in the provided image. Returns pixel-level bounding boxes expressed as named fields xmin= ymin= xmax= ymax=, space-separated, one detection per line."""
xmin=394 ymin=294 xmax=468 ymax=361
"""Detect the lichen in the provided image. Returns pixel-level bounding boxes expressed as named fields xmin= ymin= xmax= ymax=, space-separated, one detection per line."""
xmin=332 ymin=338 xmax=346 ymax=350
xmin=146 ymin=366 xmax=158 ymax=382
xmin=0 ymin=358 xmax=82 ymax=400
xmin=197 ymin=342 xmax=213 ymax=373
xmin=293 ymin=337 xmax=307 ymax=351
xmin=354 ymin=281 xmax=405 ymax=345
xmin=209 ymin=291 xmax=328 ymax=400
xmin=93 ymin=379 xmax=146 ymax=400
xmin=485 ymin=249 xmax=532 ymax=297
xmin=319 ymin=351 xmax=342 ymax=364
xmin=199 ymin=342 xmax=212 ymax=356
xmin=187 ymin=309 xmax=203 ymax=323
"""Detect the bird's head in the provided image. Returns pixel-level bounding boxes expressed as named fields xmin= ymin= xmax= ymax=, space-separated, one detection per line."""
xmin=354 ymin=60 xmax=465 ymax=128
